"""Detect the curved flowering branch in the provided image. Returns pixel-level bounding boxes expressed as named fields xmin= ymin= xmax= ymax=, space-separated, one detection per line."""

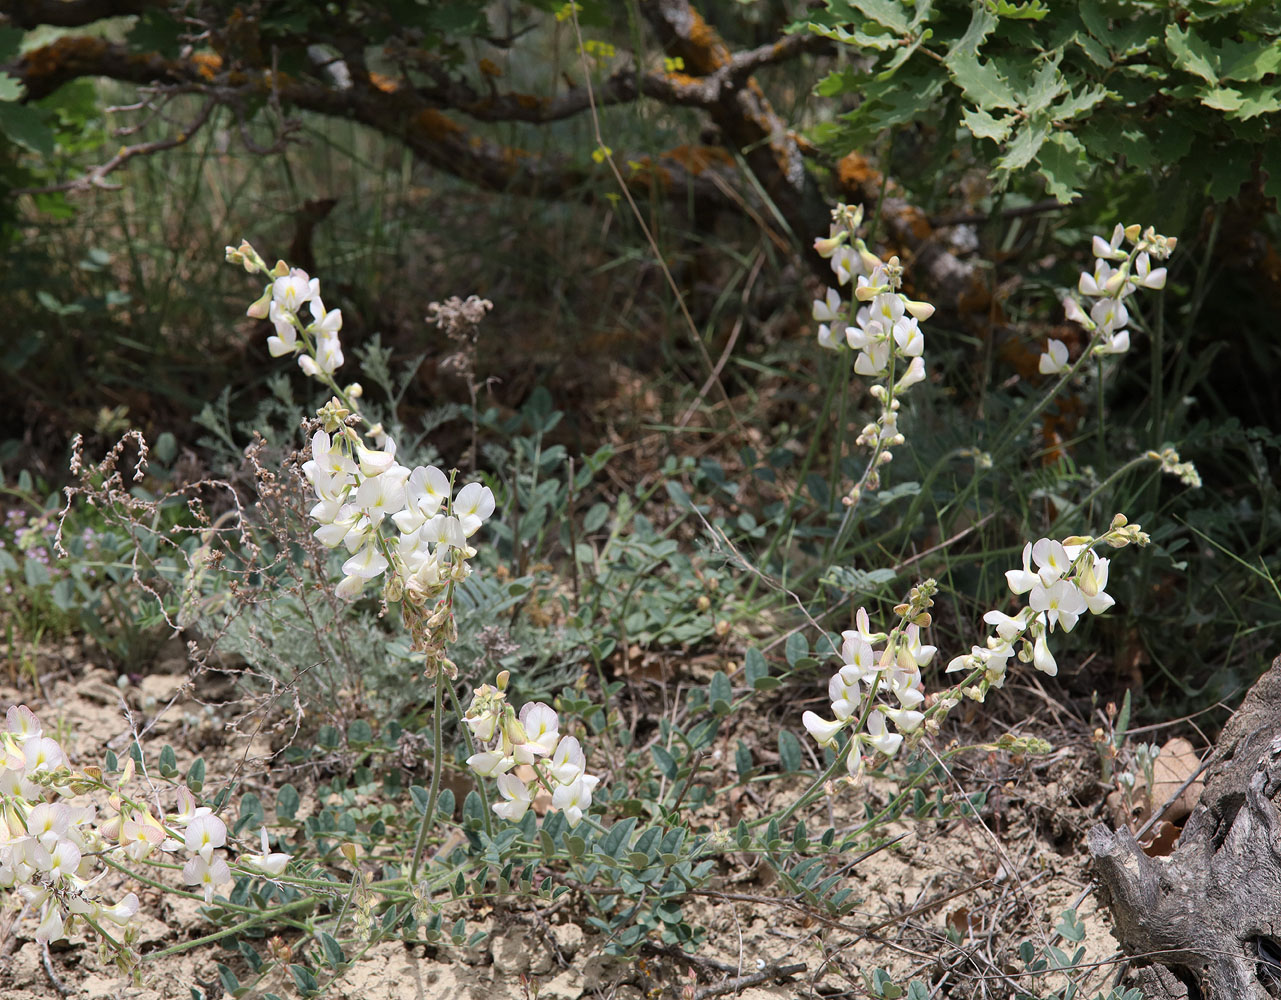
xmin=811 ymin=204 xmax=935 ymax=511
xmin=1039 ymin=223 xmax=1176 ymax=375
xmin=463 ymin=671 xmax=603 ymax=828
xmin=225 ymin=241 xmax=496 ymax=674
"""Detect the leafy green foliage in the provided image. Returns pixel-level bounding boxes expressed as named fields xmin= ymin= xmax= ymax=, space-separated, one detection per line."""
xmin=803 ymin=0 xmax=1281 ymax=209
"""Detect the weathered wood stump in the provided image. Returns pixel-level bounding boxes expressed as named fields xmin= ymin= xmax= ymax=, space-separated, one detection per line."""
xmin=1090 ymin=654 xmax=1281 ymax=1000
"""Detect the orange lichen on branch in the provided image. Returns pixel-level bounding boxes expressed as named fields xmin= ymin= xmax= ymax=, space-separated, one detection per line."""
xmin=21 ymin=35 xmax=109 ymax=81
xmin=192 ymin=52 xmax=222 ymax=80
xmin=660 ymin=144 xmax=732 ymax=176
xmin=412 ymin=108 xmax=464 ymax=139
xmin=683 ymin=10 xmax=731 ymax=73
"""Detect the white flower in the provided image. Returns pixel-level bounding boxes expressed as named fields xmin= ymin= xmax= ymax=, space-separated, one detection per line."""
xmin=1005 ymin=543 xmax=1039 ymax=595
xmin=183 ymin=854 xmax=232 ymax=903
xmin=23 ymin=737 xmax=66 ymax=774
xmin=1032 ymin=632 xmax=1058 ymax=676
xmin=517 ymin=703 xmax=560 ymax=758
xmin=353 ymin=467 xmax=409 ymax=530
xmin=185 ymin=813 xmax=227 ymax=864
xmin=1030 ymin=579 xmax=1087 ymax=632
xmin=1089 ymin=296 xmax=1128 ymax=334
xmin=272 ymin=269 xmax=318 ymax=314
xmin=895 ymin=356 xmax=926 ymax=391
xmin=983 ymin=609 xmax=1025 ymax=642
xmin=1078 ymin=259 xmax=1116 ymax=298
xmin=892 ymin=316 xmax=923 ymax=357
xmin=883 ymin=706 xmax=924 ymax=733
xmin=901 ymin=624 xmax=936 ymax=667
xmin=1063 ymin=296 xmax=1093 ymax=329
xmin=831 ymin=245 xmax=859 ymax=286
xmin=1092 ymin=224 xmax=1126 ymax=261
xmin=241 ymin=828 xmax=292 ymax=877
xmin=813 ymin=287 xmax=846 ymax=349
xmin=97 ymin=892 xmax=140 ymax=926
xmin=421 ymin=514 xmax=468 ymax=552
xmin=551 ymin=775 xmax=598 ymax=826
xmin=1038 ymin=338 xmax=1070 ymax=375
xmin=467 ymin=750 xmax=515 ymax=777
xmin=1031 ymin=538 xmax=1072 ymax=586
xmin=27 ymin=803 xmax=69 ymax=851
xmin=454 ymin=482 xmax=496 ymax=537
xmin=393 ymin=465 xmax=452 ymax=533
xmin=267 ymin=301 xmax=299 ymax=357
xmin=854 ymin=340 xmax=890 ymax=377
xmin=34 ymin=905 xmax=64 ymax=943
xmin=1134 ymin=252 xmax=1166 ymax=290
xmin=492 ymin=773 xmax=533 ymax=822
xmin=803 ymin=711 xmax=844 ymax=748
xmin=840 ymin=633 xmax=877 ymax=681
xmin=306 ymin=297 xmax=342 ymax=339
xmin=549 ymin=736 xmax=587 ymax=786
xmin=6 ymin=705 xmax=41 ymax=741
xmin=341 ymin=541 xmax=389 ymax=581
xmin=863 ymin=710 xmax=902 ymax=757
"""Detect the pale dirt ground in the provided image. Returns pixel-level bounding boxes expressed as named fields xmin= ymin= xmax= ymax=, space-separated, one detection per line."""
xmin=0 ymin=646 xmax=1129 ymax=1000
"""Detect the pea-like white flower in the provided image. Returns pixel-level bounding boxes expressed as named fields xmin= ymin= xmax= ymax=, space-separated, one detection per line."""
xmin=341 ymin=541 xmax=389 ymax=582
xmin=267 ymin=301 xmax=299 ymax=357
xmin=551 ymin=774 xmax=599 ymax=826
xmin=392 ymin=465 xmax=451 ymax=533
xmin=1031 ymin=539 xmax=1072 ymax=586
xmin=549 ymin=736 xmax=587 ymax=786
xmin=803 ymin=711 xmax=844 ymax=748
xmin=1030 ymin=579 xmax=1087 ymax=633
xmin=863 ymin=710 xmax=902 ymax=757
xmin=454 ymin=482 xmax=496 ymax=537
xmin=1134 ymin=252 xmax=1166 ymax=290
xmin=813 ymin=287 xmax=846 ymax=349
xmin=183 ymin=854 xmax=232 ymax=903
xmin=883 ymin=706 xmax=924 ymax=733
xmin=241 ymin=828 xmax=292 ymax=877
xmin=492 ymin=773 xmax=533 ymax=822
xmin=467 ymin=750 xmax=516 ymax=777
xmin=517 ymin=703 xmax=560 ymax=758
xmin=1032 ymin=632 xmax=1058 ymax=676
xmin=1005 ymin=543 xmax=1039 ymax=595
xmin=1038 ymin=338 xmax=1070 ymax=375
xmin=185 ymin=812 xmax=227 ymax=864
xmin=271 ymin=269 xmax=318 ymax=314
xmin=1092 ymin=224 xmax=1127 ymax=261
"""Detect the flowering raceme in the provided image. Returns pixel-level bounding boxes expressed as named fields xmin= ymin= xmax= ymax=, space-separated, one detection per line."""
xmin=0 ymin=706 xmax=140 ymax=944
xmin=812 ymin=204 xmax=934 ymax=500
xmin=802 ymin=586 xmax=936 ymax=782
xmin=946 ymin=515 xmax=1149 ymax=697
xmin=1039 ymin=223 xmax=1175 ymax=375
xmin=463 ymin=672 xmax=602 ymax=826
xmin=225 ymin=241 xmax=497 ymax=607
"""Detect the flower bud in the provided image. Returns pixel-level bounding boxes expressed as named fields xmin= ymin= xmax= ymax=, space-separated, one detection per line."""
xmin=696 ymin=595 xmax=711 ymax=611
xmin=814 ymin=234 xmax=844 ymax=258
xmin=246 ymin=288 xmax=271 ymax=319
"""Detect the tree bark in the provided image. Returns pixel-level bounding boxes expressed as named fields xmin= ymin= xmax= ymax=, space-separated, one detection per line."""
xmin=1090 ymin=653 xmax=1281 ymax=1000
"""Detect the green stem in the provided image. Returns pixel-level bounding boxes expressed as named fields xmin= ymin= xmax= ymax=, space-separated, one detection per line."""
xmin=409 ymin=667 xmax=446 ymax=881
xmin=145 ymin=898 xmax=317 ymax=960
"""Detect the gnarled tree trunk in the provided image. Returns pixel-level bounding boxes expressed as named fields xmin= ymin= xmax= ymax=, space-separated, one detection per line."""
xmin=1090 ymin=654 xmax=1281 ymax=1000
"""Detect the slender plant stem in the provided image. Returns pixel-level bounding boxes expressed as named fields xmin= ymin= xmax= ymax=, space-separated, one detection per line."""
xmin=409 ymin=667 xmax=446 ymax=881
